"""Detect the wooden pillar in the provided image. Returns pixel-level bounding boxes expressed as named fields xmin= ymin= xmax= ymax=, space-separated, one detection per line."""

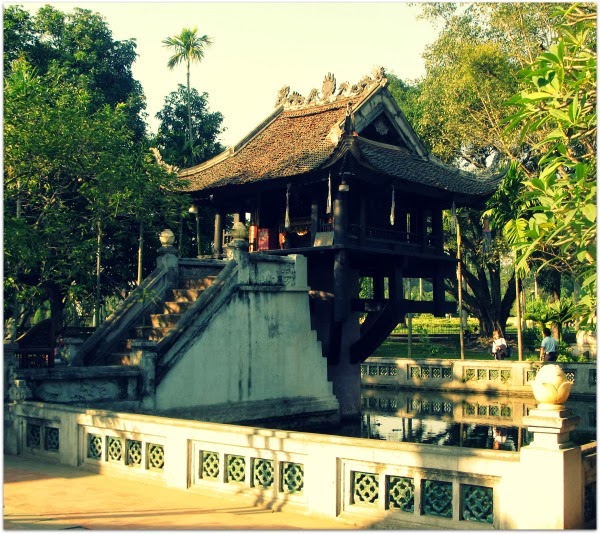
xmin=373 ymin=276 xmax=385 ymax=301
xmin=433 ymin=268 xmax=445 ymax=317
xmin=389 ymin=265 xmax=404 ymax=313
xmin=333 ymin=250 xmax=348 ymax=321
xmin=359 ymin=197 xmax=366 ymax=246
xmin=333 ymin=184 xmax=349 ymax=321
xmin=311 ymin=200 xmax=319 ymax=245
xmin=432 ymin=208 xmax=443 ymax=252
xmin=420 ymin=208 xmax=428 ymax=249
xmin=213 ymin=210 xmax=224 ymax=258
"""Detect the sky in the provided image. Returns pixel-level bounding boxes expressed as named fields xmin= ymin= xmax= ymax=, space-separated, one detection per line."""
xmin=13 ymin=2 xmax=442 ymax=148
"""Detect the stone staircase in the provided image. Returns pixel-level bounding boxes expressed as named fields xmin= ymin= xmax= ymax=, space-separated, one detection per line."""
xmin=105 ymin=275 xmax=217 ymax=365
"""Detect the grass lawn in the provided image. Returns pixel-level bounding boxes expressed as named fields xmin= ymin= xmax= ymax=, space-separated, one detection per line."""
xmin=371 ymin=337 xmax=536 ymax=361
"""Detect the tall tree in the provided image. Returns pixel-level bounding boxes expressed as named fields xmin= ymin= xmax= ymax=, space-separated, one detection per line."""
xmin=153 ymin=84 xmax=225 ymax=169
xmin=407 ymin=3 xmax=574 ymax=334
xmin=3 ymin=4 xmax=146 ymax=139
xmin=502 ymin=3 xmax=597 ymax=325
xmin=4 ymin=57 xmax=183 ymax=338
xmin=162 ymin=27 xmax=213 ymax=165
xmin=417 ymin=3 xmax=561 ymax=168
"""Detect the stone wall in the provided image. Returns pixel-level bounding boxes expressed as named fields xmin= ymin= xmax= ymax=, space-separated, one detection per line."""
xmin=155 ymin=248 xmax=338 ymax=421
xmin=4 ymin=401 xmax=594 ymax=529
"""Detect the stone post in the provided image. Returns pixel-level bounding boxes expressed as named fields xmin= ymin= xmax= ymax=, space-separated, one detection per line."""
xmin=226 ymin=222 xmax=250 ymax=283
xmin=4 ymin=342 xmax=18 ymax=402
xmin=504 ymin=365 xmax=584 ymax=529
xmin=130 ymin=340 xmax=157 ymax=410
xmin=156 ymin=229 xmax=179 ymax=287
xmin=61 ymin=337 xmax=84 ymax=366
xmin=8 ymin=379 xmax=32 ymax=402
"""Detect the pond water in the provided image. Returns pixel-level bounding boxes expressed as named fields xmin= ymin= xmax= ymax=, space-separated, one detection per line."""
xmin=300 ymin=387 xmax=597 ymax=451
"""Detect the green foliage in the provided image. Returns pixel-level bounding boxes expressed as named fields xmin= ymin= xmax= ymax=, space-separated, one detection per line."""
xmin=3 ymin=4 xmax=146 ymax=139
xmin=502 ymin=4 xmax=597 ymax=325
xmin=162 ymin=27 xmax=213 ymax=166
xmin=414 ymin=325 xmax=440 ymax=357
xmin=526 ymin=297 xmax=585 ymax=341
xmin=416 ymin=3 xmax=560 ymax=166
xmin=385 ymin=74 xmax=423 ymax=134
xmin=153 ymin=84 xmax=224 ymax=169
xmin=393 ymin=315 xmax=480 ymax=335
xmin=4 ymin=56 xmax=183 ymax=334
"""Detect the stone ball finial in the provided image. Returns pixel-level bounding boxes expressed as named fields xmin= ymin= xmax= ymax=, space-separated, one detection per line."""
xmin=530 ymin=364 xmax=573 ymax=409
xmin=231 ymin=221 xmax=248 ymax=241
xmin=159 ymin=229 xmax=175 ymax=247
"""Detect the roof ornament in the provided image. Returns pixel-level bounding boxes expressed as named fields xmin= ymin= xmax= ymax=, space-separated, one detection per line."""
xmin=343 ymin=102 xmax=354 ymax=135
xmin=274 ymin=86 xmax=290 ymax=107
xmin=322 ymin=73 xmax=336 ymax=100
xmin=288 ymin=91 xmax=305 ymax=107
xmin=337 ymin=81 xmax=351 ymax=97
xmin=275 ymin=67 xmax=387 ymax=109
xmin=284 ymin=183 xmax=291 ymax=229
xmin=305 ymin=88 xmax=319 ymax=106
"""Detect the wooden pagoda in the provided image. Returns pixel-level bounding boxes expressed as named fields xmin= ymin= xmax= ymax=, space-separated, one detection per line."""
xmin=178 ymin=68 xmax=503 ymax=414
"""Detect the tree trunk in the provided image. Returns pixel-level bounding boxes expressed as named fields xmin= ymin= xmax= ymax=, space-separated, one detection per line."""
xmin=137 ymin=220 xmax=144 ymax=286
xmin=186 ymin=60 xmax=194 ymax=164
xmin=445 ymin=210 xmax=516 ymax=338
xmin=44 ymin=281 xmax=66 ymax=347
xmin=95 ymin=220 xmax=102 ymax=327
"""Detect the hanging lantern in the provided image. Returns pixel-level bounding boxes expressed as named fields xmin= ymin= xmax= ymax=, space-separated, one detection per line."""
xmin=451 ymin=201 xmax=457 ymax=235
xmin=390 ymin=185 xmax=396 ymax=226
xmin=482 ymin=214 xmax=492 ymax=252
xmin=285 ymin=183 xmax=291 ymax=229
xmin=326 ymin=172 xmax=332 ymax=215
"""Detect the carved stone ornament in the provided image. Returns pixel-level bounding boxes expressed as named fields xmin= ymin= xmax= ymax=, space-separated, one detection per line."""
xmin=231 ymin=221 xmax=249 ymax=240
xmin=159 ymin=229 xmax=176 ymax=247
xmin=275 ymin=67 xmax=387 ymax=109
xmin=322 ymin=73 xmax=336 ymax=100
xmin=306 ymin=88 xmax=319 ymax=105
xmin=530 ymin=364 xmax=573 ymax=409
xmin=275 ymin=86 xmax=290 ymax=107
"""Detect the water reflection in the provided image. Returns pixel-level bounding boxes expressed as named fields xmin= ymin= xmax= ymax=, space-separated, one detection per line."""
xmin=357 ymin=387 xmax=596 ymax=451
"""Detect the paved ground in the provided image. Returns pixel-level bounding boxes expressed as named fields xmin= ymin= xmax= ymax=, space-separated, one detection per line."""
xmin=3 ymin=454 xmax=363 ymax=530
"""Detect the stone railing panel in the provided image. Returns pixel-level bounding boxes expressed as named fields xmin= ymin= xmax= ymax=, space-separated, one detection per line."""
xmin=362 ymin=358 xmax=596 ymax=398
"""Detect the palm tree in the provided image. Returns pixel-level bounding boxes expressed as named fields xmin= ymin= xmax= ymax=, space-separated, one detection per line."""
xmin=162 ymin=27 xmax=213 ymax=164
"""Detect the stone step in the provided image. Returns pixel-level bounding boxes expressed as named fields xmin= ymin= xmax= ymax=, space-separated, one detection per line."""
xmin=105 ymin=352 xmax=132 ymax=366
xmin=168 ymin=289 xmax=202 ymax=302
xmin=131 ymin=326 xmax=170 ymax=341
xmin=149 ymin=314 xmax=182 ymax=328
xmin=179 ymin=276 xmax=216 ymax=290
xmin=162 ymin=300 xmax=195 ymax=314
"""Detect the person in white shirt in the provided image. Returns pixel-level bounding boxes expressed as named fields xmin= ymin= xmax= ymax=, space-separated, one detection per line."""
xmin=491 ymin=329 xmax=508 ymax=360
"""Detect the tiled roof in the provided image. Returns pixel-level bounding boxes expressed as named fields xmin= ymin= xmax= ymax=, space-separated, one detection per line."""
xmin=179 ymin=81 xmax=503 ymax=200
xmin=179 ymin=98 xmax=352 ymax=192
xmin=354 ymin=137 xmax=503 ymax=197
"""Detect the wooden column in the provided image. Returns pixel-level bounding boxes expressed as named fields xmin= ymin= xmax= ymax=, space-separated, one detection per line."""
xmin=333 ymin=185 xmax=349 ymax=321
xmin=213 ymin=210 xmax=224 ymax=258
xmin=420 ymin=208 xmax=428 ymax=249
xmin=359 ymin=197 xmax=366 ymax=246
xmin=311 ymin=200 xmax=319 ymax=245
xmin=373 ymin=276 xmax=385 ymax=301
xmin=432 ymin=208 xmax=444 ymax=252
xmin=433 ymin=267 xmax=446 ymax=317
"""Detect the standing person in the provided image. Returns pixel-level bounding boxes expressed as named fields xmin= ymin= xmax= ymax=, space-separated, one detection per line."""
xmin=491 ymin=329 xmax=508 ymax=360
xmin=540 ymin=327 xmax=559 ymax=362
